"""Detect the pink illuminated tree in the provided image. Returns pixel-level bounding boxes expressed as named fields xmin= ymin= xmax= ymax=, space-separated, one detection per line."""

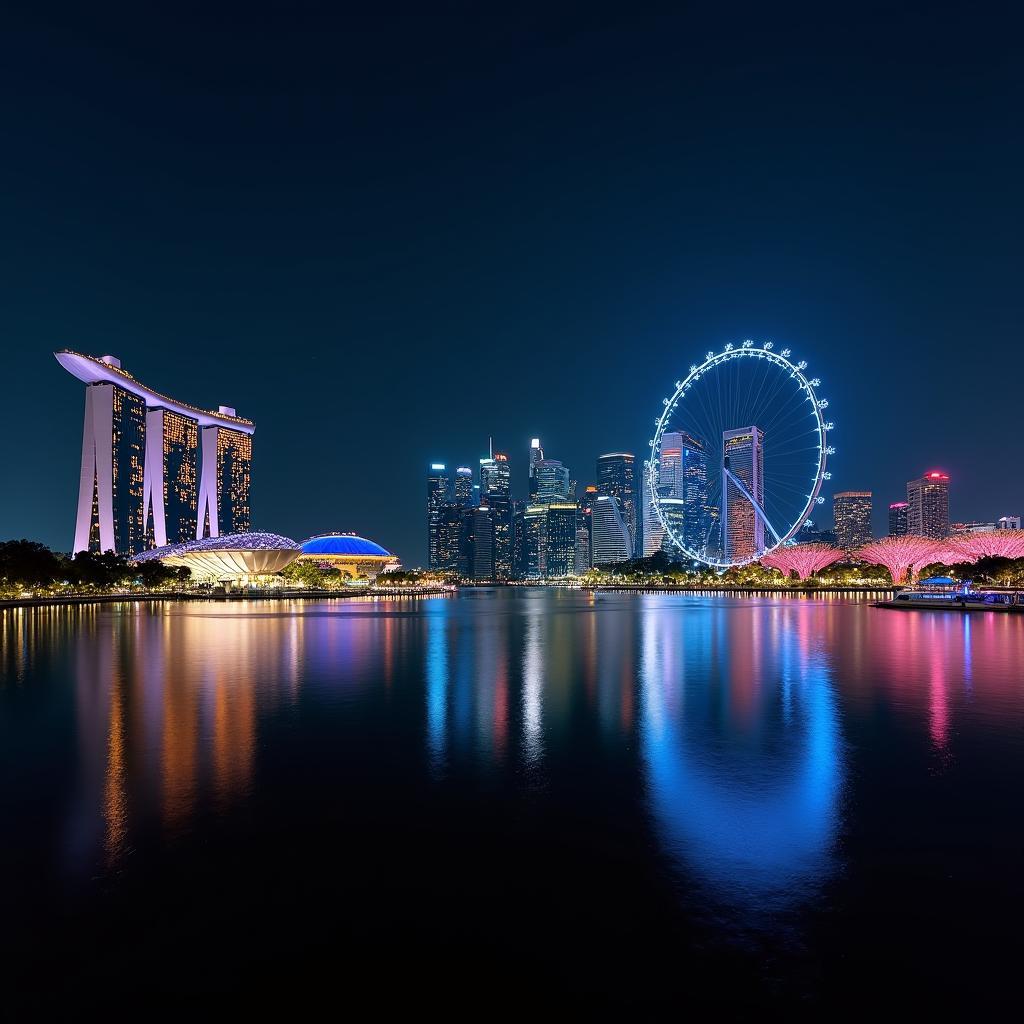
xmin=855 ymin=536 xmax=945 ymax=585
xmin=945 ymin=531 xmax=1024 ymax=562
xmin=926 ymin=543 xmax=977 ymax=567
xmin=760 ymin=543 xmax=845 ymax=581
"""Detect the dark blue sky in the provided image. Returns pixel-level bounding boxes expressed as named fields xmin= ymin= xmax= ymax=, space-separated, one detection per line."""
xmin=1 ymin=4 xmax=1021 ymax=562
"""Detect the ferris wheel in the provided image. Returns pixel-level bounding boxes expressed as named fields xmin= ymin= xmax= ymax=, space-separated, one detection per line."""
xmin=648 ymin=341 xmax=833 ymax=568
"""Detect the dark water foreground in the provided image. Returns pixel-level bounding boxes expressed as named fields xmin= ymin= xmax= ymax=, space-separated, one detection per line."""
xmin=2 ymin=590 xmax=1021 ymax=1012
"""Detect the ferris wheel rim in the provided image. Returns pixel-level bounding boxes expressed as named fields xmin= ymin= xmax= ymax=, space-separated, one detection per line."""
xmin=648 ymin=341 xmax=832 ymax=568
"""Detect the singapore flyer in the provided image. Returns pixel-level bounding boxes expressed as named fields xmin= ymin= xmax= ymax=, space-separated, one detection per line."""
xmin=648 ymin=340 xmax=833 ymax=568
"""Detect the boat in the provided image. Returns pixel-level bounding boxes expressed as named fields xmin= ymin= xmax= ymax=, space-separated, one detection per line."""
xmin=875 ymin=576 xmax=1024 ymax=612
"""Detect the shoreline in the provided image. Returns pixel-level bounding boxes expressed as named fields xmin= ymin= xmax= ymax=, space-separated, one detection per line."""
xmin=0 ymin=587 xmax=453 ymax=611
xmin=578 ymin=584 xmax=896 ymax=594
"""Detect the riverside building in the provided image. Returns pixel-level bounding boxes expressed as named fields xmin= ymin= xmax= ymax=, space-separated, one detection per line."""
xmin=56 ymin=350 xmax=253 ymax=555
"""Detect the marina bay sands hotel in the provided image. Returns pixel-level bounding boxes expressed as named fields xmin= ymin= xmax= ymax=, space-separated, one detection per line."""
xmin=56 ymin=350 xmax=253 ymax=556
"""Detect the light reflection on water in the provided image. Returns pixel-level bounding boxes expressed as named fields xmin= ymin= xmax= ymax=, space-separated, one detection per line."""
xmin=638 ymin=598 xmax=843 ymax=915
xmin=3 ymin=590 xmax=1024 ymax=964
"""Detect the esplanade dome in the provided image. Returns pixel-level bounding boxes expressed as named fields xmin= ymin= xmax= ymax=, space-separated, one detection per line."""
xmin=298 ymin=533 xmax=398 ymax=579
xmin=301 ymin=534 xmax=392 ymax=557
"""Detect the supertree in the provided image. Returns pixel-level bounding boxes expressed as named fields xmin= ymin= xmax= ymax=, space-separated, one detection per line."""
xmin=855 ymin=536 xmax=944 ymax=585
xmin=760 ymin=543 xmax=845 ymax=581
xmin=945 ymin=531 xmax=1024 ymax=562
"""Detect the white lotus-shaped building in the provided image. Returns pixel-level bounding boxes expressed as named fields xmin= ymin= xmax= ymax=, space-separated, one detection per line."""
xmin=133 ymin=532 xmax=300 ymax=580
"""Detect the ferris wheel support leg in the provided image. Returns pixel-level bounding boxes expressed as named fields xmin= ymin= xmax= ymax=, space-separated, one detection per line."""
xmin=723 ymin=467 xmax=782 ymax=546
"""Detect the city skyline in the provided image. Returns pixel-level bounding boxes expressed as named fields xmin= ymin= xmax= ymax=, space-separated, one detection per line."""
xmin=22 ymin=343 xmax=1024 ymax=567
xmin=27 ymin=348 xmax=1024 ymax=567
xmin=425 ymin=433 xmax=1020 ymax=577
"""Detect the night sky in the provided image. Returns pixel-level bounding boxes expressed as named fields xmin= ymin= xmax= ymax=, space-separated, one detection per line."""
xmin=1 ymin=5 xmax=1021 ymax=563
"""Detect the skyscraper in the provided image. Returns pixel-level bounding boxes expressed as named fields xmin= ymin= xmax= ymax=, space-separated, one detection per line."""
xmin=534 ymin=459 xmax=571 ymax=504
xmin=574 ymin=520 xmax=592 ymax=574
xmin=522 ymin=504 xmax=547 ymax=578
xmin=661 ymin=430 xmax=711 ymax=555
xmin=77 ymin=378 xmax=147 ymax=555
xmin=833 ymin=491 xmax=872 ymax=549
xmin=545 ymin=503 xmax=577 ymax=577
xmin=641 ymin=461 xmax=665 ymax=557
xmin=471 ymin=506 xmax=494 ymax=579
xmin=512 ymin=499 xmax=527 ymax=576
xmin=427 ymin=463 xmax=450 ymax=570
xmin=646 ymin=434 xmax=702 ymax=558
xmin=597 ymin=453 xmax=636 ymax=555
xmin=722 ymin=426 xmax=765 ymax=561
xmin=453 ymin=466 xmax=474 ymax=506
xmin=457 ymin=506 xmax=475 ymax=578
xmin=888 ymin=501 xmax=909 ymax=537
xmin=591 ymin=495 xmax=632 ymax=565
xmin=457 ymin=506 xmax=494 ymax=580
xmin=144 ymin=407 xmax=198 ymax=546
xmin=198 ymin=422 xmax=252 ymax=538
xmin=480 ymin=453 xmax=513 ymax=580
xmin=437 ymin=504 xmax=463 ymax=571
xmin=576 ymin=485 xmax=598 ymax=569
xmin=657 ymin=498 xmax=687 ymax=559
xmin=528 ymin=438 xmax=544 ymax=498
xmin=57 ymin=350 xmax=253 ymax=555
xmin=658 ymin=435 xmax=682 ymax=494
xmin=907 ymin=471 xmax=950 ymax=539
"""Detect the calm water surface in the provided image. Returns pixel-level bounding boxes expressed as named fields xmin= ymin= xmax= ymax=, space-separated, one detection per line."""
xmin=2 ymin=590 xmax=1021 ymax=1011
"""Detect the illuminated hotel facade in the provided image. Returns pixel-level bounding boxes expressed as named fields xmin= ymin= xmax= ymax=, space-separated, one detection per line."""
xmin=145 ymin=407 xmax=198 ymax=546
xmin=56 ymin=351 xmax=254 ymax=555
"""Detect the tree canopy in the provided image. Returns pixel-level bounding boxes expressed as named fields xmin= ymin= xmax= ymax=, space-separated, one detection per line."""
xmin=0 ymin=540 xmax=191 ymax=595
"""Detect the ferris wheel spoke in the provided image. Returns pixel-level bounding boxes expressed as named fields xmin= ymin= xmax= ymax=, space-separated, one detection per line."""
xmin=653 ymin=341 xmax=830 ymax=567
xmin=758 ymin=386 xmax=814 ymax=437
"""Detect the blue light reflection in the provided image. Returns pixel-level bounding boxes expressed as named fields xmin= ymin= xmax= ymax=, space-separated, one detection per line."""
xmin=640 ymin=597 xmax=845 ymax=916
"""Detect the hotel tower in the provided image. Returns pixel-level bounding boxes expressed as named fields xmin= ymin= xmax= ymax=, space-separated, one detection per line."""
xmin=56 ymin=351 xmax=254 ymax=555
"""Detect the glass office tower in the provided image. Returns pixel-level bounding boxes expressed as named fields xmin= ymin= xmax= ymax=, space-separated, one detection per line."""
xmin=427 ymin=464 xmax=450 ymax=570
xmin=596 ymin=452 xmax=636 ymax=555
xmin=545 ymin=503 xmax=577 ymax=577
xmin=480 ymin=453 xmax=513 ymax=580
xmin=722 ymin=426 xmax=765 ymax=561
